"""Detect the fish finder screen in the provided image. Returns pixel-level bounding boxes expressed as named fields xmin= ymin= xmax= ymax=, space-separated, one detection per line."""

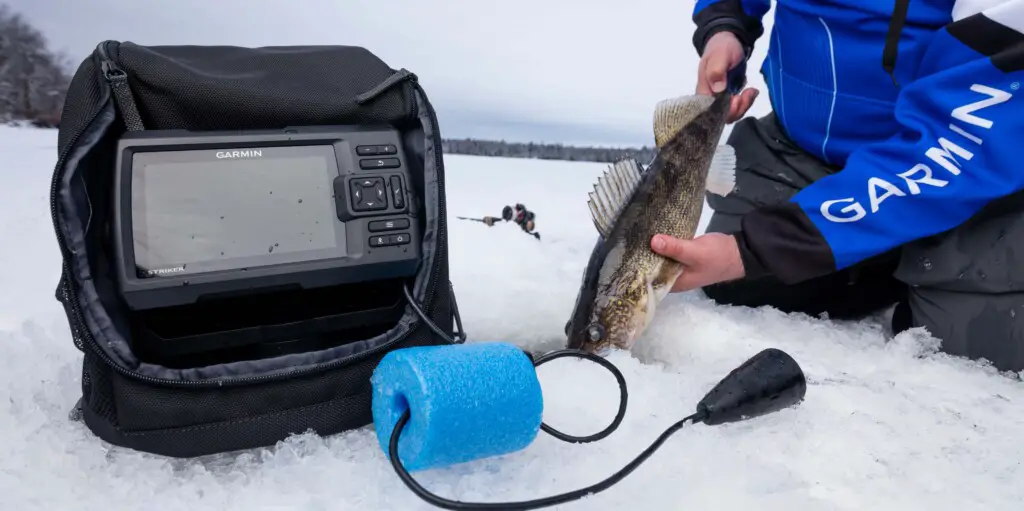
xmin=130 ymin=146 xmax=346 ymax=277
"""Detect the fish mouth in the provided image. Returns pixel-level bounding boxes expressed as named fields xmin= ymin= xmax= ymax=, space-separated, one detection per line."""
xmin=578 ymin=339 xmax=627 ymax=358
xmin=571 ymin=340 xmax=612 ymax=357
xmin=567 ymin=327 xmax=633 ymax=358
xmin=565 ymin=325 xmax=610 ymax=356
xmin=565 ymin=296 xmax=646 ymax=356
xmin=599 ymin=325 xmax=644 ymax=356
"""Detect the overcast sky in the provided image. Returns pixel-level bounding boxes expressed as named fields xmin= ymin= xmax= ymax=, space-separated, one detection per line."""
xmin=13 ymin=0 xmax=774 ymax=147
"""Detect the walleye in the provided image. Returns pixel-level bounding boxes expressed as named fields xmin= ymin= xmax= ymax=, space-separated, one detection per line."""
xmin=565 ymin=91 xmax=736 ymax=355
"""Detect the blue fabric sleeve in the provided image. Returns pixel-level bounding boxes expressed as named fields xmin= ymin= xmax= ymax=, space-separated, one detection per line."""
xmin=737 ymin=4 xmax=1024 ymax=284
xmin=692 ymin=0 xmax=773 ymax=55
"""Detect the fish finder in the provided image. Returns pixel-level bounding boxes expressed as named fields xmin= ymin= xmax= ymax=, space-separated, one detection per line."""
xmin=112 ymin=125 xmax=422 ymax=312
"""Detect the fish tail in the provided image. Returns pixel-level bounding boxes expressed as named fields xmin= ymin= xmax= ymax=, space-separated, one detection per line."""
xmin=652 ymin=94 xmax=716 ymax=148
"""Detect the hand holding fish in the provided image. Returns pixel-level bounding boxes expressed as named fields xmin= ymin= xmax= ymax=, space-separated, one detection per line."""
xmin=565 ymin=91 xmax=739 ymax=355
xmin=698 ymin=31 xmax=759 ymax=123
xmin=650 ymin=232 xmax=745 ymax=292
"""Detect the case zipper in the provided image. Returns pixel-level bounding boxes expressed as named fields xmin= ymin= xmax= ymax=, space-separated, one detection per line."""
xmin=49 ymin=43 xmax=452 ymax=388
xmin=97 ymin=42 xmax=145 ymax=132
xmin=414 ymin=79 xmax=446 ymax=324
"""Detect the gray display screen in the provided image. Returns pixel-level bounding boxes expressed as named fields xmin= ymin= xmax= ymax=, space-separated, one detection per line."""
xmin=130 ymin=145 xmax=347 ymax=278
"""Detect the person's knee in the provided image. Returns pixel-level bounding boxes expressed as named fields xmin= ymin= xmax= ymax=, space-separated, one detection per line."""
xmin=904 ymin=288 xmax=1024 ymax=372
xmin=893 ymin=204 xmax=1024 ymax=372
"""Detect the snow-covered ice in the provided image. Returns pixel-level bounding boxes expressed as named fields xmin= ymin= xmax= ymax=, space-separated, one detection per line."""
xmin=1 ymin=125 xmax=1022 ymax=510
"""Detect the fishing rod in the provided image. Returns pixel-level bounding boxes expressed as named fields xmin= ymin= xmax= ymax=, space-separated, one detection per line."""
xmin=456 ymin=215 xmax=541 ymax=240
xmin=456 ymin=215 xmax=500 ymax=225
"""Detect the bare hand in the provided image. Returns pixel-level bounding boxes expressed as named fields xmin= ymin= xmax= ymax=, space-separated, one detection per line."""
xmin=651 ymin=233 xmax=745 ymax=292
xmin=697 ymin=31 xmax=759 ymax=123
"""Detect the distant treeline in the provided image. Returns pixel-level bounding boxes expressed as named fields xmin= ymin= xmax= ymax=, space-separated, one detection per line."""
xmin=440 ymin=138 xmax=656 ymax=164
xmin=0 ymin=4 xmax=72 ymax=127
xmin=3 ymin=4 xmax=654 ymax=162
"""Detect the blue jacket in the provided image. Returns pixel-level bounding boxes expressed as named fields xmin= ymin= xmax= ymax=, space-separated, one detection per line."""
xmin=693 ymin=0 xmax=1024 ymax=283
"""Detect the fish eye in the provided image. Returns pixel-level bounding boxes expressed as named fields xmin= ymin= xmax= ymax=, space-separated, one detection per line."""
xmin=586 ymin=323 xmax=605 ymax=342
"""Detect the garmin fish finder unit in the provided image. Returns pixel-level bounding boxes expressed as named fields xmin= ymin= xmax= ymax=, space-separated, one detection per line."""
xmin=55 ymin=40 xmax=470 ymax=460
xmin=108 ymin=124 xmax=425 ymax=365
xmin=112 ymin=125 xmax=422 ymax=311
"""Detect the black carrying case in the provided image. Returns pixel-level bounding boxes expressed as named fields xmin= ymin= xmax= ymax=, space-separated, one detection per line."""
xmin=50 ymin=40 xmax=463 ymax=458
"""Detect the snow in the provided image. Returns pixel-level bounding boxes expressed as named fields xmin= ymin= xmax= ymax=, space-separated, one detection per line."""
xmin=1 ymin=125 xmax=1023 ymax=511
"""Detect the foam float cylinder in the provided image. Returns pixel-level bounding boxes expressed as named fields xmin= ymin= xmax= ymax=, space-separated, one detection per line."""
xmin=370 ymin=341 xmax=544 ymax=473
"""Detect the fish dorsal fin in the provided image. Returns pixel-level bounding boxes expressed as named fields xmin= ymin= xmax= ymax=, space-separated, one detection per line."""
xmin=653 ymin=94 xmax=716 ymax=148
xmin=588 ymin=158 xmax=644 ymax=238
xmin=706 ymin=143 xmax=737 ymax=197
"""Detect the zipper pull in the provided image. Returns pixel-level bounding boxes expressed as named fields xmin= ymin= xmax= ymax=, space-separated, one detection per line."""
xmin=101 ymin=59 xmax=127 ymax=83
xmin=95 ymin=41 xmax=146 ymax=131
xmin=355 ymin=68 xmax=416 ymax=105
xmin=97 ymin=41 xmax=129 ymax=85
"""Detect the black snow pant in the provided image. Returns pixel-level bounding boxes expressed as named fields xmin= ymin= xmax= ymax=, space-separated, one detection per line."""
xmin=703 ymin=113 xmax=1024 ymax=373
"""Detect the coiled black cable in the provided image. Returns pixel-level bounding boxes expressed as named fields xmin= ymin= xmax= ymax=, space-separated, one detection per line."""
xmin=394 ymin=284 xmax=709 ymax=510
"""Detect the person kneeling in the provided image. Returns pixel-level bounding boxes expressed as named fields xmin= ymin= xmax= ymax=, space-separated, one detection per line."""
xmin=651 ymin=1 xmax=1024 ymax=373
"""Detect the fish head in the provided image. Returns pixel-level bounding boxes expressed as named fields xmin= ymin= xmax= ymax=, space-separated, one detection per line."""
xmin=566 ymin=291 xmax=651 ymax=356
xmin=565 ymin=221 xmax=656 ymax=356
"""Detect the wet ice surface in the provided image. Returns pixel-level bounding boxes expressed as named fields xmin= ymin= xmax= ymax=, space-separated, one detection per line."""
xmin=1 ymin=126 xmax=1023 ymax=510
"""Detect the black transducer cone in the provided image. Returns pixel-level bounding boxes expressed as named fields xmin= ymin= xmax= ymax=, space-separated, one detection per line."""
xmin=696 ymin=348 xmax=807 ymax=426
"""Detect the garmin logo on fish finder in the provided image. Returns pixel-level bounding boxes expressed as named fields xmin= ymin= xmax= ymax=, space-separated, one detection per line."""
xmin=215 ymin=149 xmax=263 ymax=159
xmin=818 ymin=83 xmax=1014 ymax=224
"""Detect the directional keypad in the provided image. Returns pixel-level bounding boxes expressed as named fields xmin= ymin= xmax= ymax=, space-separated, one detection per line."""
xmin=350 ymin=177 xmax=388 ymax=212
